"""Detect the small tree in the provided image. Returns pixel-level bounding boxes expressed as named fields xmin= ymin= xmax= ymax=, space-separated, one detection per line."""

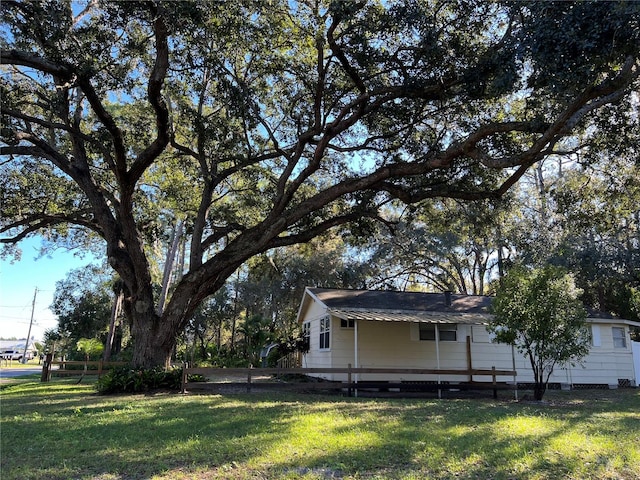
xmin=489 ymin=265 xmax=589 ymax=400
xmin=76 ymin=338 xmax=104 ymax=384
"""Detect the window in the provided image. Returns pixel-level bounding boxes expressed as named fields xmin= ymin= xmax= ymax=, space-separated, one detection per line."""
xmin=302 ymin=321 xmax=310 ymax=349
xmin=340 ymin=318 xmax=355 ymax=329
xmin=419 ymin=324 xmax=457 ymax=341
xmin=612 ymin=327 xmax=627 ymax=349
xmin=590 ymin=325 xmax=601 ymax=347
xmin=319 ymin=316 xmax=330 ymax=350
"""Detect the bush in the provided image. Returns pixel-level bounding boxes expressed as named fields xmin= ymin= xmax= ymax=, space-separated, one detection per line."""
xmin=96 ymin=366 xmax=183 ymax=394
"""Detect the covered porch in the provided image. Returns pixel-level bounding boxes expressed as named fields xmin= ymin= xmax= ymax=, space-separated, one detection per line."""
xmin=325 ymin=308 xmax=518 ymax=394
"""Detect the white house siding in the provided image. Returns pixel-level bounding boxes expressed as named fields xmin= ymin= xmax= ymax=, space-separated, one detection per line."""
xmin=548 ymin=322 xmax=636 ymax=387
xmin=470 ymin=321 xmax=636 ymax=386
xmin=301 ymin=311 xmax=638 ymax=387
xmin=633 ymin=342 xmax=640 ymax=386
xmin=329 ymin=319 xmax=478 ymax=382
xmin=299 ymin=301 xmax=332 ymax=373
xmin=297 ymin=285 xmax=639 ymax=388
xmin=466 ymin=325 xmax=516 ymax=382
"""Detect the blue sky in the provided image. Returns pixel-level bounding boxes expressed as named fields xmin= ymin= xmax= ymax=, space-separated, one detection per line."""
xmin=0 ymin=237 xmax=98 ymax=341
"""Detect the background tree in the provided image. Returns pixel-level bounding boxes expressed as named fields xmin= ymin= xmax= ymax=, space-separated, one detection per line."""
xmin=50 ymin=265 xmax=126 ymax=360
xmin=75 ymin=337 xmax=104 ymax=383
xmin=501 ymin=128 xmax=640 ymax=338
xmin=33 ymin=341 xmax=44 ymax=363
xmin=489 ymin=265 xmax=589 ymax=401
xmin=178 ymin=234 xmax=370 ymax=366
xmin=2 ymin=1 xmax=638 ymax=368
xmin=551 ymin=162 xmax=640 ymax=318
xmin=364 ymin=197 xmax=517 ymax=294
xmin=181 ymin=287 xmax=234 ymax=365
xmin=239 ymin=234 xmax=370 ymax=331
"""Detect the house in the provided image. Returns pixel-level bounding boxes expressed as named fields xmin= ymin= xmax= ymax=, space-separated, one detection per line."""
xmin=296 ymin=287 xmax=640 ymax=389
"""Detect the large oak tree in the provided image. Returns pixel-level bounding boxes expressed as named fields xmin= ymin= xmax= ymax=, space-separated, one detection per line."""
xmin=2 ymin=1 xmax=639 ymax=367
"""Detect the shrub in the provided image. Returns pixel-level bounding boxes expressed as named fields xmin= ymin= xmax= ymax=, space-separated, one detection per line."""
xmin=96 ymin=366 xmax=183 ymax=394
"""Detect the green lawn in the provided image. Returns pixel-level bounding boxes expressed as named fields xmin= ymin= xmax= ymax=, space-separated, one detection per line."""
xmin=0 ymin=358 xmax=42 ymax=368
xmin=1 ymin=379 xmax=638 ymax=480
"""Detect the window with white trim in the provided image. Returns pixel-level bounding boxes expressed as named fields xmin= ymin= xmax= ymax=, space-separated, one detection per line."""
xmin=319 ymin=316 xmax=330 ymax=350
xmin=419 ymin=323 xmax=457 ymax=341
xmin=302 ymin=321 xmax=310 ymax=348
xmin=612 ymin=327 xmax=627 ymax=349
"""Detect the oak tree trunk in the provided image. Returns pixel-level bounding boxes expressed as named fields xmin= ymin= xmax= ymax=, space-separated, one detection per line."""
xmin=130 ymin=310 xmax=176 ymax=369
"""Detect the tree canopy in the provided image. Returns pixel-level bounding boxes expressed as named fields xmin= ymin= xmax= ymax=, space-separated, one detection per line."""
xmin=2 ymin=0 xmax=639 ymax=368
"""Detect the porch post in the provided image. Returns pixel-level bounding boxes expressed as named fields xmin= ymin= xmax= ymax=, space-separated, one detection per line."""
xmin=354 ymin=319 xmax=359 ymax=397
xmin=435 ymin=323 xmax=441 ymax=399
xmin=354 ymin=319 xmax=359 ymax=381
xmin=466 ymin=335 xmax=473 ymax=382
xmin=511 ymin=344 xmax=518 ymax=401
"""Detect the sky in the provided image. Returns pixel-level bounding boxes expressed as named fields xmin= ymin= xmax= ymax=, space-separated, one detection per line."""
xmin=0 ymin=237 xmax=99 ymax=341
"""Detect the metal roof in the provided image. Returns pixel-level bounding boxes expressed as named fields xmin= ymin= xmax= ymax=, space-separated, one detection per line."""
xmin=328 ymin=308 xmax=490 ymax=325
xmin=299 ymin=288 xmax=640 ymax=327
xmin=309 ymin=287 xmax=492 ymax=314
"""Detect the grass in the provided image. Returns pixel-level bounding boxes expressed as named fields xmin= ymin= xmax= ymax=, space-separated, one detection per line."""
xmin=0 ymin=358 xmax=42 ymax=368
xmin=1 ymin=379 xmax=639 ymax=480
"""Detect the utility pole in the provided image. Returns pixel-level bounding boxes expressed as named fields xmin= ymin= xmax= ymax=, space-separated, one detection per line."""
xmin=22 ymin=287 xmax=37 ymax=364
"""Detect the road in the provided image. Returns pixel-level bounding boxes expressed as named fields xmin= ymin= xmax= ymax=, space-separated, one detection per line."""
xmin=0 ymin=367 xmax=43 ymax=378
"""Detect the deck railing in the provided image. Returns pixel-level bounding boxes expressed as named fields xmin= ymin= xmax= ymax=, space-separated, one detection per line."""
xmin=182 ymin=365 xmax=517 ymax=399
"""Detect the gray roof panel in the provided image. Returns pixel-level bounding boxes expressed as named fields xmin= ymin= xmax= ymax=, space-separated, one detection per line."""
xmin=309 ymin=287 xmax=492 ymax=314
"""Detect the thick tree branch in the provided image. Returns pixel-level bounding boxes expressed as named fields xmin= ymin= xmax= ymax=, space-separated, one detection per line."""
xmin=0 ymin=211 xmax=102 ymax=242
xmin=268 ymin=210 xmax=381 ymax=249
xmin=327 ymin=14 xmax=366 ymax=94
xmin=0 ymin=49 xmax=73 ymax=78
xmin=75 ymin=76 xmax=128 ymax=178
xmin=128 ymin=3 xmax=171 ymax=184
xmin=3 ymin=133 xmax=72 ymax=172
xmin=200 ymin=223 xmax=246 ymax=252
xmin=2 ymin=107 xmax=112 ymax=159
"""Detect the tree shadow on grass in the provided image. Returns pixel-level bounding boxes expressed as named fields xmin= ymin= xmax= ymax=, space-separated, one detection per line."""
xmin=1 ymin=386 xmax=637 ymax=479
xmin=2 ymin=390 xmax=305 ymax=479
xmin=261 ymin=392 xmax=639 ymax=479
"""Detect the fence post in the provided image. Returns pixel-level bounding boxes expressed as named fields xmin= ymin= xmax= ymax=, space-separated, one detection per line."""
xmin=181 ymin=362 xmax=188 ymax=394
xmin=98 ymin=359 xmax=103 ymax=379
xmin=347 ymin=363 xmax=352 ymax=397
xmin=466 ymin=336 xmax=473 ymax=383
xmin=40 ymin=353 xmax=53 ymax=382
xmin=492 ymin=366 xmax=497 ymax=399
xmin=247 ymin=366 xmax=252 ymax=393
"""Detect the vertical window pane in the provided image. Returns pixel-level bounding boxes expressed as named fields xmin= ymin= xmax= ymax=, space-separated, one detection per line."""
xmin=302 ymin=322 xmax=310 ymax=349
xmin=419 ymin=324 xmax=436 ymax=340
xmin=612 ymin=327 xmax=627 ymax=349
xmin=319 ymin=316 xmax=330 ymax=350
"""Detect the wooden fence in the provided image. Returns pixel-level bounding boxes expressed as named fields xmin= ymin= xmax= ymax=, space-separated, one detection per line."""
xmin=38 ymin=356 xmax=517 ymax=399
xmin=40 ymin=354 xmax=128 ymax=382
xmin=182 ymin=366 xmax=518 ymax=399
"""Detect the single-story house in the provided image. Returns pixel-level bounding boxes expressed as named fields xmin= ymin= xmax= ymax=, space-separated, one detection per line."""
xmin=296 ymin=287 xmax=640 ymax=389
